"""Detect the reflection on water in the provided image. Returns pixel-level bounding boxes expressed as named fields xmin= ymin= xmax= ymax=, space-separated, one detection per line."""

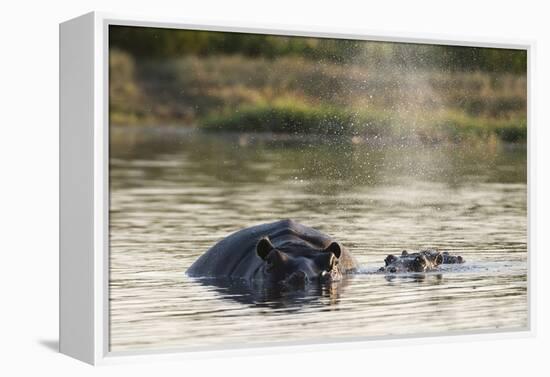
xmin=109 ymin=126 xmax=527 ymax=352
xmin=189 ymin=277 xmax=348 ymax=311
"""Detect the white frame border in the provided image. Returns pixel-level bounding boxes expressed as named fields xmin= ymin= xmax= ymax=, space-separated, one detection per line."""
xmin=62 ymin=11 xmax=536 ymax=365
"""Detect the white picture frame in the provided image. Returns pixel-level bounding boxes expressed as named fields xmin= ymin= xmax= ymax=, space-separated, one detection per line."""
xmin=59 ymin=11 xmax=535 ymax=365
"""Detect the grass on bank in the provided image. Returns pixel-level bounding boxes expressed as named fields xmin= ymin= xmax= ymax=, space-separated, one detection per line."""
xmin=109 ymin=50 xmax=527 ymax=143
xmin=201 ymin=102 xmax=526 ymax=142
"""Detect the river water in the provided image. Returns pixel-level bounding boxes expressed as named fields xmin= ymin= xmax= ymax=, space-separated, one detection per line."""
xmin=109 ymin=126 xmax=528 ymax=353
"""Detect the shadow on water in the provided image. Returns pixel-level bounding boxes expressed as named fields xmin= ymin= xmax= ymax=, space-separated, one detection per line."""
xmin=189 ymin=271 xmax=451 ymax=312
xmin=188 ymin=276 xmax=353 ymax=312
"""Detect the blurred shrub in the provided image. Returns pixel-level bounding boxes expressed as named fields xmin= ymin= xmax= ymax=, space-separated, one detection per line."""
xmin=110 ymin=26 xmax=527 ymax=74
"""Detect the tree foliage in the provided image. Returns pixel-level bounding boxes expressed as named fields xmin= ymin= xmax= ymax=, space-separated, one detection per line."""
xmin=110 ymin=26 xmax=526 ymax=73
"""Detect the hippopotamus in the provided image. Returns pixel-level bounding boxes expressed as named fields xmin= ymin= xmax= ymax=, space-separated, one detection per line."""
xmin=438 ymin=251 xmax=465 ymax=264
xmin=187 ymin=219 xmax=358 ymax=288
xmin=379 ymin=249 xmax=465 ymax=273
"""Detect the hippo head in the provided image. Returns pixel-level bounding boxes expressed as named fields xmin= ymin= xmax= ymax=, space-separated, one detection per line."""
xmin=256 ymin=237 xmax=343 ymax=288
xmin=381 ymin=250 xmax=444 ymax=273
xmin=441 ymin=251 xmax=465 ymax=264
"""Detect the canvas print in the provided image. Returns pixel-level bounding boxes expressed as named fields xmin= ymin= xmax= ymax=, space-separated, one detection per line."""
xmin=108 ymin=25 xmax=527 ymax=352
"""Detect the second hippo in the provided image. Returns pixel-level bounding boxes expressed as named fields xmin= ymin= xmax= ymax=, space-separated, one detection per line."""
xmin=379 ymin=249 xmax=465 ymax=273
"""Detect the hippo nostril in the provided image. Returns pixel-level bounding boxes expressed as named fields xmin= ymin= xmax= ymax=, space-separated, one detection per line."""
xmin=286 ymin=270 xmax=307 ymax=286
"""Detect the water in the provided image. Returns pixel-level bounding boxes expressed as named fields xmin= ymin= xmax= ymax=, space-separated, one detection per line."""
xmin=109 ymin=126 xmax=528 ymax=353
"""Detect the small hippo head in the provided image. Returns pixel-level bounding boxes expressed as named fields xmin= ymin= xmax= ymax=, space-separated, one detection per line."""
xmin=441 ymin=251 xmax=465 ymax=264
xmin=381 ymin=250 xmax=444 ymax=273
xmin=256 ymin=237 xmax=343 ymax=288
xmin=421 ymin=249 xmax=465 ymax=264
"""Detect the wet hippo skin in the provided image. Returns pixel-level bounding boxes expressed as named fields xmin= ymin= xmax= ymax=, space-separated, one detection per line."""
xmin=379 ymin=249 xmax=465 ymax=273
xmin=187 ymin=219 xmax=358 ymax=288
xmin=188 ymin=219 xmax=465 ymax=287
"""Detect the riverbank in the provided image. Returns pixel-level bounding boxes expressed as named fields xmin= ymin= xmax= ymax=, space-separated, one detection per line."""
xmin=110 ymin=50 xmax=527 ymax=143
xmin=200 ymin=102 xmax=525 ymax=143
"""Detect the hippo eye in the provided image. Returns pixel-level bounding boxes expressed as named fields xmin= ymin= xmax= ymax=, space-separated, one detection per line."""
xmin=266 ymin=254 xmax=276 ymax=265
xmin=265 ymin=258 xmax=274 ymax=272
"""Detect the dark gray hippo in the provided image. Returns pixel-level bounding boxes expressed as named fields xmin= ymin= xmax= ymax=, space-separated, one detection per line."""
xmin=187 ymin=219 xmax=358 ymax=288
xmin=379 ymin=249 xmax=465 ymax=274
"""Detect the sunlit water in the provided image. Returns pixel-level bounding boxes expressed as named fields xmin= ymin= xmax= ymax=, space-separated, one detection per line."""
xmin=109 ymin=126 xmax=528 ymax=353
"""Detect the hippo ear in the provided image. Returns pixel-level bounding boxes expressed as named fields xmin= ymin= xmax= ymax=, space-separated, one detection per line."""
xmin=324 ymin=242 xmax=342 ymax=258
xmin=385 ymin=254 xmax=397 ymax=266
xmin=401 ymin=250 xmax=408 ymax=256
xmin=256 ymin=237 xmax=274 ymax=260
xmin=434 ymin=253 xmax=443 ymax=265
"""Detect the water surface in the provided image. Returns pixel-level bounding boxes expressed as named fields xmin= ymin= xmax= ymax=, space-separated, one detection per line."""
xmin=109 ymin=126 xmax=527 ymax=352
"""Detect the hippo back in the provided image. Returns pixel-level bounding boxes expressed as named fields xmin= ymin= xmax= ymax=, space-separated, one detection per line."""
xmin=186 ymin=219 xmax=357 ymax=279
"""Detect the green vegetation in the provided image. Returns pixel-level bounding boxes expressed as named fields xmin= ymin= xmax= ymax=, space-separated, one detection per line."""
xmin=109 ymin=27 xmax=527 ymax=144
xmin=202 ymin=102 xmax=390 ymax=135
xmin=110 ymin=26 xmax=526 ymax=73
xmin=202 ymin=102 xmax=525 ymax=142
